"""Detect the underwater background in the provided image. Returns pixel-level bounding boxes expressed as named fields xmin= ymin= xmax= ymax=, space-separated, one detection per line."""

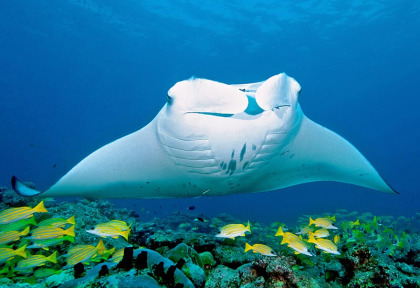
xmin=1 ymin=1 xmax=420 ymax=287
xmin=1 ymin=1 xmax=419 ymax=225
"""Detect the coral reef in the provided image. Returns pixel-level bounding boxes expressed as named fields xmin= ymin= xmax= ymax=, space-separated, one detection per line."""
xmin=0 ymin=186 xmax=419 ymax=287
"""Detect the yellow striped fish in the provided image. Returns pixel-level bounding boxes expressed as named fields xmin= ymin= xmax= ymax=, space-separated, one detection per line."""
xmin=309 ymin=229 xmax=330 ymax=238
xmin=285 ymin=237 xmax=313 ymax=256
xmin=37 ymin=215 xmax=75 ymax=228
xmin=334 ymin=235 xmax=340 ymax=244
xmin=245 ymin=243 xmax=276 ymax=257
xmin=0 ymin=201 xmax=48 ymax=224
xmin=91 ymin=247 xmax=116 ymax=263
xmin=0 ymin=216 xmax=37 ymax=232
xmin=29 ymin=225 xmax=75 ymax=240
xmin=308 ymin=235 xmax=340 ymax=255
xmin=27 ymin=235 xmax=75 ymax=250
xmin=0 ymin=226 xmax=30 ymax=245
xmin=16 ymin=251 xmax=57 ymax=270
xmin=0 ymin=245 xmax=27 ymax=265
xmin=105 ymin=220 xmax=131 ymax=231
xmin=341 ymin=219 xmax=360 ymax=230
xmin=66 ymin=239 xmax=106 ymax=266
xmin=216 ymin=221 xmax=251 ymax=239
xmin=309 ymin=217 xmax=337 ymax=229
xmin=110 ymin=248 xmax=125 ymax=263
xmin=87 ymin=222 xmax=130 ymax=240
xmin=296 ymin=225 xmax=314 ymax=235
xmin=275 ymin=226 xmax=301 ymax=244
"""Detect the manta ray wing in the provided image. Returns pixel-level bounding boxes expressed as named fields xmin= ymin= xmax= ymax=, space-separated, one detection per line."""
xmin=13 ymin=119 xmax=206 ymax=198
xmin=262 ymin=115 xmax=397 ymax=194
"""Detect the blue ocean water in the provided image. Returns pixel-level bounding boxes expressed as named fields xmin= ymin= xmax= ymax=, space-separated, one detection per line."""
xmin=0 ymin=1 xmax=419 ymax=224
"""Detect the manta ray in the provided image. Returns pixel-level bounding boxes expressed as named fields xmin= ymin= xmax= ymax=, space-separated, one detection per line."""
xmin=12 ymin=73 xmax=397 ymax=198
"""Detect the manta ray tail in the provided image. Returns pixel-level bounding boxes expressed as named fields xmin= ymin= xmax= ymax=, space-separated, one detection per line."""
xmin=11 ymin=176 xmax=44 ymax=197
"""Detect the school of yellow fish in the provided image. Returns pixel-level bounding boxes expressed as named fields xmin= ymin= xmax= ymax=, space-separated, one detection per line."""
xmin=216 ymin=215 xmax=343 ymax=257
xmin=0 ymin=199 xmax=359 ymax=278
xmin=0 ymin=200 xmax=131 ymax=276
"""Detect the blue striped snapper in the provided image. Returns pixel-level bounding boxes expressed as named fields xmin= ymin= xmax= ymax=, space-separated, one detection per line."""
xmin=0 ymin=245 xmax=27 ymax=265
xmin=0 ymin=226 xmax=30 ymax=245
xmin=0 ymin=201 xmax=47 ymax=224
xmin=28 ymin=225 xmax=75 ymax=240
xmin=245 ymin=243 xmax=276 ymax=257
xmin=0 ymin=217 xmax=37 ymax=232
xmin=66 ymin=239 xmax=106 ymax=267
xmin=216 ymin=221 xmax=251 ymax=239
xmin=37 ymin=215 xmax=75 ymax=228
xmin=16 ymin=251 xmax=57 ymax=271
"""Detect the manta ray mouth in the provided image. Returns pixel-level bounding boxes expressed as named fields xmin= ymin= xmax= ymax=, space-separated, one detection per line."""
xmin=244 ymin=96 xmax=264 ymax=115
xmin=186 ymin=112 xmax=234 ymax=117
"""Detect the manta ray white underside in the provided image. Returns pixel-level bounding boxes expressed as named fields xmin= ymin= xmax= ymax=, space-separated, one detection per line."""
xmin=12 ymin=73 xmax=397 ymax=198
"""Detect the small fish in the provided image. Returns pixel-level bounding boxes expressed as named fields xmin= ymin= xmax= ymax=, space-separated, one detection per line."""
xmin=275 ymin=226 xmax=301 ymax=244
xmin=110 ymin=248 xmax=124 ymax=263
xmin=373 ymin=216 xmax=382 ymax=227
xmin=400 ymin=231 xmax=412 ymax=245
xmin=0 ymin=226 xmax=30 ymax=245
xmin=66 ymin=239 xmax=106 ymax=266
xmin=295 ymin=226 xmax=314 ymax=235
xmin=286 ymin=238 xmax=313 ymax=256
xmin=340 ymin=219 xmax=360 ymax=230
xmin=275 ymin=227 xmax=312 ymax=255
xmin=187 ymin=206 xmax=196 ymax=211
xmin=87 ymin=223 xmax=130 ymax=241
xmin=391 ymin=235 xmax=402 ymax=247
xmin=309 ymin=217 xmax=337 ymax=229
xmin=328 ymin=215 xmax=336 ymax=222
xmin=351 ymin=230 xmax=366 ymax=242
xmin=29 ymin=225 xmax=75 ymax=240
xmin=0 ymin=201 xmax=48 ymax=224
xmin=0 ymin=216 xmax=37 ymax=232
xmin=309 ymin=229 xmax=330 ymax=238
xmin=334 ymin=235 xmax=340 ymax=244
xmin=216 ymin=221 xmax=251 ymax=239
xmin=244 ymin=243 xmax=276 ymax=257
xmin=382 ymin=226 xmax=395 ymax=236
xmin=16 ymin=251 xmax=57 ymax=271
xmin=37 ymin=215 xmax=75 ymax=228
xmin=363 ymin=223 xmax=372 ymax=233
xmin=308 ymin=235 xmax=340 ymax=255
xmin=27 ymin=235 xmax=75 ymax=250
xmin=34 ymin=268 xmax=62 ymax=278
xmin=0 ymin=245 xmax=27 ymax=265
xmin=194 ymin=217 xmax=208 ymax=223
xmin=91 ymin=247 xmax=116 ymax=262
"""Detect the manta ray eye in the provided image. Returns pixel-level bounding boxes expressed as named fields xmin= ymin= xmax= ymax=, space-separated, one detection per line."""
xmin=167 ymin=95 xmax=173 ymax=105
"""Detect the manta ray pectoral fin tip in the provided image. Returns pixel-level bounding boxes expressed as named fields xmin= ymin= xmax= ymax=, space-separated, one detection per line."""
xmin=383 ymin=178 xmax=399 ymax=195
xmin=11 ymin=176 xmax=18 ymax=192
xmin=11 ymin=176 xmax=43 ymax=197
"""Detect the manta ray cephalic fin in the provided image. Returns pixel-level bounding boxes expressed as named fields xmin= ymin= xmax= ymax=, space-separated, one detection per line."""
xmin=11 ymin=176 xmax=44 ymax=197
